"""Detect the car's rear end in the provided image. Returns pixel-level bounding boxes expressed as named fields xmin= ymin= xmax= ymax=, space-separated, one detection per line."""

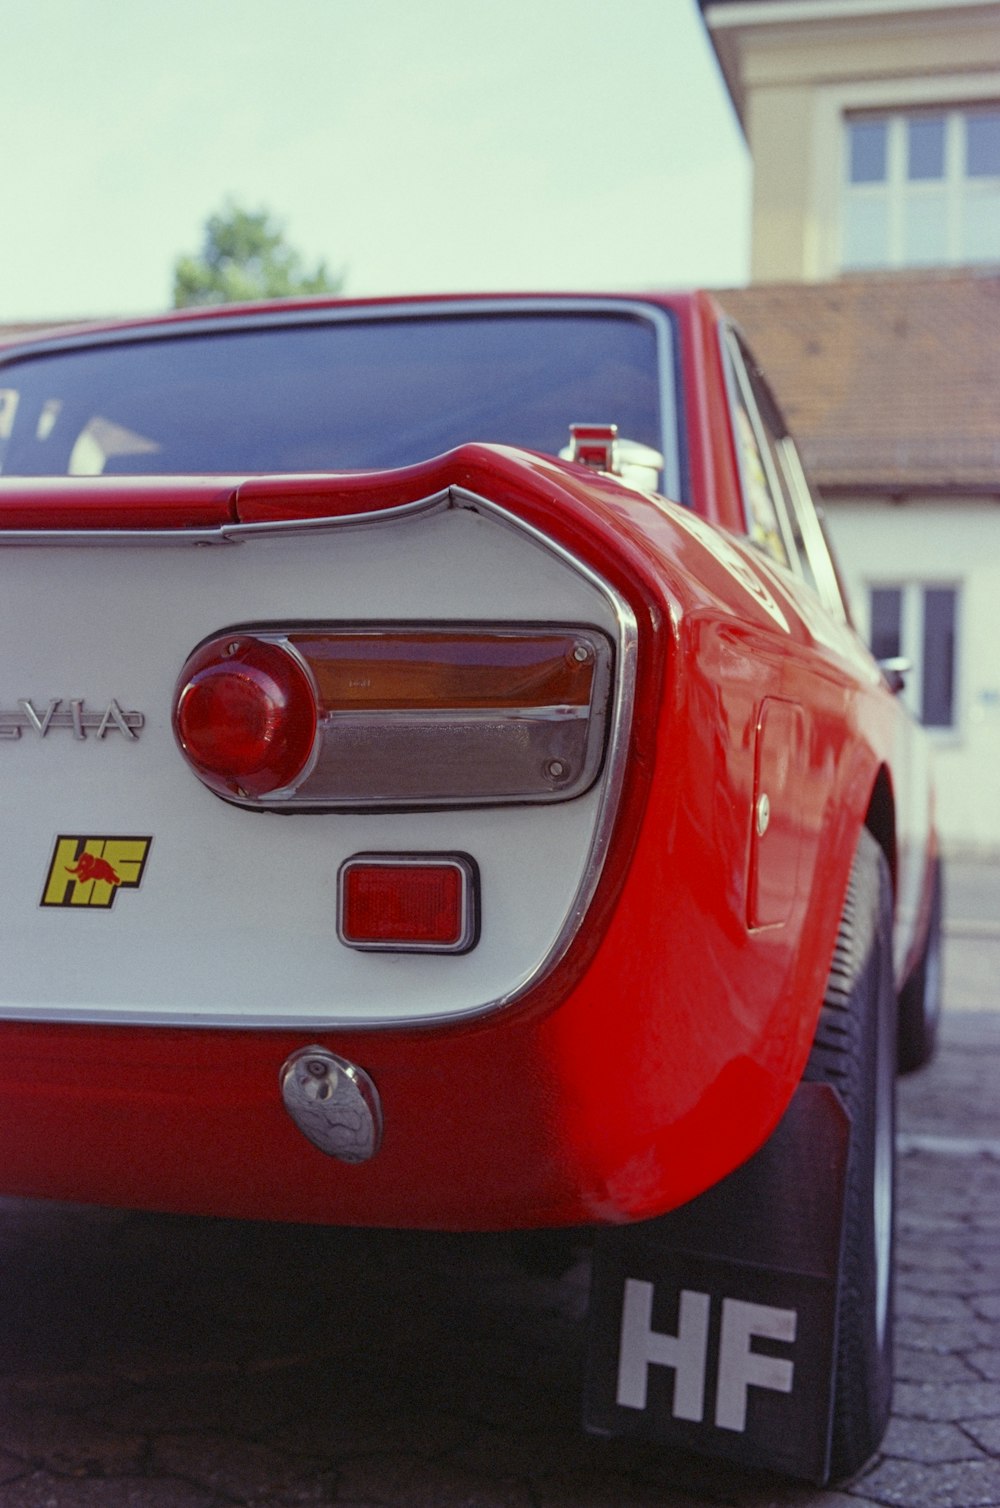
xmin=0 ymin=293 xmax=941 ymax=1485
xmin=0 ymin=296 xmax=873 ymax=1232
xmin=0 ymin=443 xmax=663 ymax=1222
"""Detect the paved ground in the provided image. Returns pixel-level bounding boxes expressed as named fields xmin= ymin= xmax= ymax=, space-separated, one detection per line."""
xmin=0 ymin=865 xmax=997 ymax=1508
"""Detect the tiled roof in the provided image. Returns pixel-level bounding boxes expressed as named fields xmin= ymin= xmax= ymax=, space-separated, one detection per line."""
xmin=717 ymin=271 xmax=1000 ymax=494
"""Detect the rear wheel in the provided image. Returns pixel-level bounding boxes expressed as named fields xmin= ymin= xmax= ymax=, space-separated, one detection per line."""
xmin=804 ymin=827 xmax=896 ymax=1481
xmin=897 ymin=856 xmax=942 ymax=1074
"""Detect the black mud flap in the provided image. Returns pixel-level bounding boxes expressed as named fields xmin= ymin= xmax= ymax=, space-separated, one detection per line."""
xmin=584 ymin=1084 xmax=849 ymax=1485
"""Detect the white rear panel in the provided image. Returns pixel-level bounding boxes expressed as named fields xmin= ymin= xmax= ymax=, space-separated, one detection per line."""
xmin=0 ymin=491 xmax=631 ymax=1027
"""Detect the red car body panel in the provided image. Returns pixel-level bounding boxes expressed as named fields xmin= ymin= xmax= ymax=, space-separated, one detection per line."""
xmin=0 ymin=292 xmax=929 ymax=1229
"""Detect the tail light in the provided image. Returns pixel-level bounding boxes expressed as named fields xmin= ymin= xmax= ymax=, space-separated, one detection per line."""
xmin=173 ymin=637 xmax=317 ymax=799
xmin=339 ymin=854 xmax=478 ymax=952
xmin=172 ymin=625 xmax=613 ymax=808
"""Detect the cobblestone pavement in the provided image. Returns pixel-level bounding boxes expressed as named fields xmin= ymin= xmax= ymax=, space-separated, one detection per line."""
xmin=0 ymin=896 xmax=997 ymax=1506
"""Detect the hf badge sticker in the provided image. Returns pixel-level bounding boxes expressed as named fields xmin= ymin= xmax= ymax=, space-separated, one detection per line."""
xmin=41 ymin=836 xmax=152 ymax=909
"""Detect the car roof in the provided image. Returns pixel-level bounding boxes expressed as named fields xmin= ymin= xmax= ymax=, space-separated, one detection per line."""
xmin=0 ymin=289 xmax=713 ymax=355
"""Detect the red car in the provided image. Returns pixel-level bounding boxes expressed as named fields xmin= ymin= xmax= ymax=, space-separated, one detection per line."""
xmin=0 ymin=293 xmax=939 ymax=1481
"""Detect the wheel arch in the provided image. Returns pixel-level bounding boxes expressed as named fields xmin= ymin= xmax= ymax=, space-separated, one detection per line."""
xmin=864 ymin=765 xmax=897 ymax=897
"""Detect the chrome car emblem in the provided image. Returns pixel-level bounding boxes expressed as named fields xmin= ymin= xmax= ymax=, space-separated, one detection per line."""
xmin=0 ymin=698 xmax=144 ymax=741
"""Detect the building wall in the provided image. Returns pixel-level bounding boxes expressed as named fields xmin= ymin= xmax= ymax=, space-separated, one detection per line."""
xmin=709 ymin=3 xmax=1000 ymax=281
xmin=824 ymin=495 xmax=1000 ymax=852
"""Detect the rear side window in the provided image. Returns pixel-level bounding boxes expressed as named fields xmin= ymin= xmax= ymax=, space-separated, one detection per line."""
xmin=0 ymin=311 xmax=677 ymax=491
xmin=723 ymin=327 xmax=847 ymax=623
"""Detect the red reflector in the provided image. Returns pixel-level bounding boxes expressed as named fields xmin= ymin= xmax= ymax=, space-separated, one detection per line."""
xmin=339 ymin=855 xmax=477 ymax=953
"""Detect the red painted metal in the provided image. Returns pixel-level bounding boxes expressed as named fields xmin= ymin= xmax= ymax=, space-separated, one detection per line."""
xmin=0 ymin=477 xmax=238 ymax=530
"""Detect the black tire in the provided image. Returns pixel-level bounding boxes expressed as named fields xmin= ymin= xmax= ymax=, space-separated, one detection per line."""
xmin=804 ymin=827 xmax=896 ymax=1482
xmin=897 ymin=856 xmax=942 ymax=1074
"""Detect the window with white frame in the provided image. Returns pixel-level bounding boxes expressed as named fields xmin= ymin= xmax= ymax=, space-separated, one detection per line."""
xmin=869 ymin=583 xmax=959 ymax=730
xmin=842 ymin=106 xmax=1000 ymax=270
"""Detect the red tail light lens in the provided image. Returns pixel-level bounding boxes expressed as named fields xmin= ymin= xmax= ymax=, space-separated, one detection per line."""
xmin=173 ymin=625 xmax=612 ymax=809
xmin=173 ymin=638 xmax=317 ymax=799
xmin=339 ymin=854 xmax=478 ymax=952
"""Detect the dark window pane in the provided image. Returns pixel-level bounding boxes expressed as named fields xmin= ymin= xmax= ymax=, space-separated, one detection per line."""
xmin=0 ymin=312 xmax=666 ymax=477
xmin=967 ymin=111 xmax=1000 ymax=177
xmin=849 ymin=120 xmax=888 ymax=183
xmin=870 ymin=588 xmax=902 ymax=662
xmin=907 ymin=116 xmax=945 ymax=180
xmin=922 ymin=587 xmax=957 ymax=728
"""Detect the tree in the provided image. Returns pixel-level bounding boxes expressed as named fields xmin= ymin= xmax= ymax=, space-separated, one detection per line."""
xmin=172 ymin=202 xmax=343 ymax=308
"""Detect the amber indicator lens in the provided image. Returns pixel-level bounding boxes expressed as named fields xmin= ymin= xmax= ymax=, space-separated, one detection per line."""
xmin=290 ymin=630 xmax=597 ymax=710
xmin=339 ymin=855 xmax=478 ymax=952
xmin=173 ymin=638 xmax=318 ymax=799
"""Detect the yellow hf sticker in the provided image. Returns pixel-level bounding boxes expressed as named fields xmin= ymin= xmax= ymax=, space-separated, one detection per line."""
xmin=41 ymin=836 xmax=152 ymax=909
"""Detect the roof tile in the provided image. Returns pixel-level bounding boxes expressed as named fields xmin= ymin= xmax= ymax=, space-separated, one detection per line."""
xmin=717 ymin=270 xmax=1000 ymax=492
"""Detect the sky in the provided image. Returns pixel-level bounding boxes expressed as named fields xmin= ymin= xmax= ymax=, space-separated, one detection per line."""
xmin=1 ymin=0 xmax=750 ymax=322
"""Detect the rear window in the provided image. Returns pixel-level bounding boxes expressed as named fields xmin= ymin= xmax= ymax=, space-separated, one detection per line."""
xmin=0 ymin=311 xmax=673 ymax=485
